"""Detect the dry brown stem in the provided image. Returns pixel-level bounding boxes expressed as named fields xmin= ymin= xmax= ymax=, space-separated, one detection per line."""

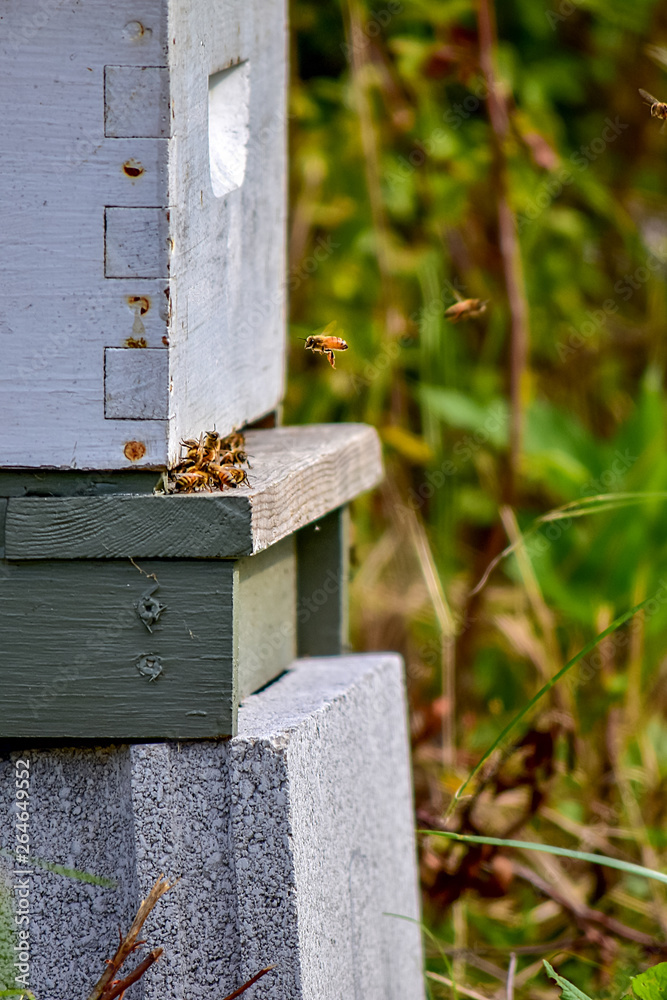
xmin=513 ymin=861 xmax=663 ymax=948
xmin=477 ymin=0 xmax=530 ymax=503
xmin=98 ymin=948 xmax=163 ymax=1000
xmin=86 ymin=874 xmax=175 ymax=1000
xmin=220 ymin=965 xmax=276 ymax=1000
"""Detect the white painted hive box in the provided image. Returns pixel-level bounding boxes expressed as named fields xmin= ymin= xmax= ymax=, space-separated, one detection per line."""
xmin=0 ymin=0 xmax=287 ymax=470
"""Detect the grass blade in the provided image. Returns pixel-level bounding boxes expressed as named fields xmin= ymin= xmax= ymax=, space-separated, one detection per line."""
xmin=471 ymin=492 xmax=667 ymax=596
xmin=444 ymin=594 xmax=658 ymax=818
xmin=423 ymin=831 xmax=667 ymax=886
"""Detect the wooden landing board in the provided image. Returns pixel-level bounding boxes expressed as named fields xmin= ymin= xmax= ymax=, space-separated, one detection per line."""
xmin=4 ymin=424 xmax=383 ymax=560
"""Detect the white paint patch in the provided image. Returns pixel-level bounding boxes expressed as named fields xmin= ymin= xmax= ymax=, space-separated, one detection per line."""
xmin=208 ymin=61 xmax=250 ymax=198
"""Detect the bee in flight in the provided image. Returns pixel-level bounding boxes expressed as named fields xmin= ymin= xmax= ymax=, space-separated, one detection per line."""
xmin=302 ymin=320 xmax=349 ymax=369
xmin=444 ymin=298 xmax=488 ymax=323
xmin=639 ymin=88 xmax=667 ymax=121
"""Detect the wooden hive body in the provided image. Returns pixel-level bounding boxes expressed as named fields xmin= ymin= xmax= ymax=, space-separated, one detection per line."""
xmin=0 ymin=0 xmax=287 ymax=470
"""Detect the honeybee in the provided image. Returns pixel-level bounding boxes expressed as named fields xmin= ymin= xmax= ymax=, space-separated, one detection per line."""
xmin=179 ymin=436 xmax=201 ymax=456
xmin=302 ymin=321 xmax=349 ymax=369
xmin=167 ymin=428 xmax=250 ymax=492
xmin=170 ymin=470 xmax=211 ymax=492
xmin=201 ymin=430 xmax=222 ymax=465
xmin=639 ymin=88 xmax=667 ymax=120
xmin=208 ymin=464 xmax=251 ymax=489
xmin=444 ymin=298 xmax=488 ymax=323
xmin=178 ymin=435 xmax=204 ymax=469
xmin=219 ymin=431 xmax=245 ymax=452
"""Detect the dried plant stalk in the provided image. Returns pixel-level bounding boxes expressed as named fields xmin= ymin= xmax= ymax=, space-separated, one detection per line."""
xmin=85 ymin=873 xmax=274 ymax=1000
xmin=86 ymin=874 xmax=174 ymax=1000
xmin=220 ymin=965 xmax=276 ymax=1000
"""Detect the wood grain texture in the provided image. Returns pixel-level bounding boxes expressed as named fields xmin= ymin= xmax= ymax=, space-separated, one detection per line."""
xmin=0 ymin=499 xmax=6 ymax=558
xmin=104 ymin=64 xmax=170 ymax=138
xmin=0 ymin=539 xmax=297 ymax=739
xmin=5 ymin=424 xmax=383 ymax=559
xmin=105 ymin=207 xmax=170 ymax=278
xmin=104 ymin=347 xmax=169 ymax=419
xmin=0 ymin=471 xmax=162 ymax=498
xmin=0 ymin=0 xmax=287 ymax=470
xmin=296 ymin=506 xmax=349 ymax=657
xmin=0 ymin=0 xmax=171 ymax=469
xmin=0 ymin=559 xmax=236 ymax=739
xmin=166 ymin=0 xmax=288 ymax=463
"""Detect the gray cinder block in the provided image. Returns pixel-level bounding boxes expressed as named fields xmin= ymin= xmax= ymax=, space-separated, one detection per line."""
xmin=229 ymin=654 xmax=425 ymax=1000
xmin=0 ymin=654 xmax=423 ymax=1000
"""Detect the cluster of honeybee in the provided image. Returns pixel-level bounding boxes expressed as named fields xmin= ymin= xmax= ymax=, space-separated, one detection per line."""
xmin=165 ymin=430 xmax=251 ymax=493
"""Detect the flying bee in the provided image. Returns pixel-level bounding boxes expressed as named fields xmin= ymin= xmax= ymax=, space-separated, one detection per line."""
xmin=639 ymin=88 xmax=667 ymax=121
xmin=444 ymin=298 xmax=488 ymax=323
xmin=208 ymin=464 xmax=251 ymax=489
xmin=302 ymin=320 xmax=349 ymax=369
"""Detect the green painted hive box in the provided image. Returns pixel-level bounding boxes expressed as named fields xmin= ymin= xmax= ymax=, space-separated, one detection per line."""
xmin=0 ymin=425 xmax=382 ymax=740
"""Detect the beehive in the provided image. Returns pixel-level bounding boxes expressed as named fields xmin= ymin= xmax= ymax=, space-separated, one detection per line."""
xmin=0 ymin=1 xmax=384 ymax=741
xmin=0 ymin=0 xmax=287 ymax=470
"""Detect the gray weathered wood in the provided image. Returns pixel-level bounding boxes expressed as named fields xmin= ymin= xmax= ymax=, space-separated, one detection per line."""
xmin=5 ymin=424 xmax=383 ymax=560
xmin=104 ymin=347 xmax=170 ymax=419
xmin=105 ymin=207 xmax=170 ymax=278
xmin=0 ymin=0 xmax=287 ymax=469
xmin=104 ymin=64 xmax=170 ymax=138
xmin=297 ymin=506 xmax=349 ymax=657
xmin=0 ymin=538 xmax=296 ymax=740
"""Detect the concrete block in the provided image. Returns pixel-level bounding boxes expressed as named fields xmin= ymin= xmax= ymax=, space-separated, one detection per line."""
xmin=0 ymin=654 xmax=423 ymax=1000
xmin=230 ymin=654 xmax=425 ymax=1000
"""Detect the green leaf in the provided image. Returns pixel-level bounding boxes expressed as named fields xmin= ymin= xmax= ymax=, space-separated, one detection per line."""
xmin=632 ymin=962 xmax=667 ymax=999
xmin=543 ymin=960 xmax=595 ymax=1000
xmin=0 ymin=849 xmax=116 ymax=887
xmin=423 ymin=831 xmax=667 ymax=887
xmin=418 ymin=387 xmax=508 ymax=447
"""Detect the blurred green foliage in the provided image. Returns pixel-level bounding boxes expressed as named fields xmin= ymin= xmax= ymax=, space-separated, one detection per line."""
xmin=287 ymin=0 xmax=667 ymax=995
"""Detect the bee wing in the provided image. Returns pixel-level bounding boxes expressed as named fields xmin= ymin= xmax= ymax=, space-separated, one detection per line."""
xmin=321 ymin=320 xmax=338 ymax=335
xmin=639 ymin=88 xmax=659 ymax=106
